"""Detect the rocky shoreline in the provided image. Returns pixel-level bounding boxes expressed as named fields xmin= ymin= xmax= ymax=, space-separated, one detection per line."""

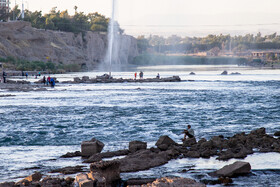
xmin=2 ymin=127 xmax=280 ymax=186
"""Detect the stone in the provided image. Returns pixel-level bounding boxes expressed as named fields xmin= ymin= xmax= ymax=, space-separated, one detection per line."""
xmin=0 ymin=182 xmax=15 ymax=187
xmin=90 ymin=160 xmax=120 ymax=184
xmin=144 ymin=177 xmax=206 ymax=187
xmin=182 ymin=137 xmax=197 ymax=147
xmin=129 ymin=141 xmax=147 ymax=153
xmin=81 ymin=138 xmax=104 ymax=157
xmin=50 ymin=165 xmax=85 ymax=174
xmin=250 ymin=127 xmax=266 ymax=136
xmin=82 ymin=76 xmax=90 ymax=82
xmin=61 ymin=151 xmax=82 ymax=158
xmin=274 ymin=131 xmax=280 ymax=136
xmin=119 ymin=150 xmax=171 ymax=172
xmin=126 ymin=178 xmax=156 ymax=186
xmin=76 ymin=174 xmax=95 ymax=187
xmin=221 ymin=70 xmax=228 ymax=75
xmin=185 ymin=151 xmax=200 ymax=158
xmin=189 ymin=72 xmax=196 ymax=75
xmin=155 ymin=135 xmax=176 ymax=148
xmin=212 ymin=161 xmax=251 ymax=177
xmin=84 ymin=149 xmax=129 ymax=163
xmin=25 ymin=171 xmax=42 ymax=182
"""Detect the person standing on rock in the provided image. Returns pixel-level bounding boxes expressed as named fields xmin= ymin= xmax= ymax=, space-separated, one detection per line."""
xmin=156 ymin=73 xmax=160 ymax=79
xmin=2 ymin=71 xmax=7 ymax=83
xmin=25 ymin=72 xmax=28 ymax=79
xmin=50 ymin=78 xmax=55 ymax=88
xmin=139 ymin=71 xmax=143 ymax=79
xmin=43 ymin=76 xmax=46 ymax=85
xmin=134 ymin=72 xmax=137 ymax=80
xmin=183 ymin=125 xmax=194 ymax=141
xmin=47 ymin=76 xmax=51 ymax=86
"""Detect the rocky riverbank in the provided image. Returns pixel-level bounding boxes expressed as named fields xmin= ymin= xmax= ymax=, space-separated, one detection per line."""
xmin=2 ymin=127 xmax=280 ymax=186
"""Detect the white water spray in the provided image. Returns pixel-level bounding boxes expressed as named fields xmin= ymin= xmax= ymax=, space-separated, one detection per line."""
xmin=108 ymin=0 xmax=117 ymax=77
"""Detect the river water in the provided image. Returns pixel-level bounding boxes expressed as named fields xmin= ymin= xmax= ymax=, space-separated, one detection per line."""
xmin=0 ymin=65 xmax=280 ymax=186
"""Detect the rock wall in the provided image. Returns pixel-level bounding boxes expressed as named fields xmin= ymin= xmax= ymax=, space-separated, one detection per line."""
xmin=0 ymin=21 xmax=139 ymax=69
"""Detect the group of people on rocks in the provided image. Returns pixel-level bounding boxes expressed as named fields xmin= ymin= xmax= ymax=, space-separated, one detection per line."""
xmin=42 ymin=75 xmax=55 ymax=88
xmin=134 ymin=71 xmax=161 ymax=80
xmin=22 ymin=71 xmax=41 ymax=79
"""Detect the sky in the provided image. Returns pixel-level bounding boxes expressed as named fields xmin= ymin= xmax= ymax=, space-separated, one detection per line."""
xmin=11 ymin=0 xmax=280 ymax=37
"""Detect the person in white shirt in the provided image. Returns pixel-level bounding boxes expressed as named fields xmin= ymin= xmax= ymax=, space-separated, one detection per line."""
xmin=183 ymin=125 xmax=194 ymax=140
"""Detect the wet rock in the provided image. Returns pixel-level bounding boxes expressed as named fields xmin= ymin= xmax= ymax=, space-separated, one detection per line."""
xmin=84 ymin=149 xmax=129 ymax=163
xmin=82 ymin=76 xmax=90 ymax=82
xmin=24 ymin=171 xmax=42 ymax=182
xmin=211 ymin=161 xmax=251 ymax=177
xmin=75 ymin=174 xmax=96 ymax=187
xmin=126 ymin=178 xmax=156 ymax=186
xmin=250 ymin=127 xmax=266 ymax=137
xmin=90 ymin=160 xmax=120 ymax=185
xmin=0 ymin=182 xmax=15 ymax=187
xmin=274 ymin=131 xmax=280 ymax=136
xmin=184 ymin=151 xmax=200 ymax=158
xmin=119 ymin=149 xmax=171 ymax=172
xmin=50 ymin=165 xmax=85 ymax=174
xmin=129 ymin=141 xmax=147 ymax=153
xmin=231 ymin=72 xmax=241 ymax=75
xmin=182 ymin=137 xmax=197 ymax=147
xmin=61 ymin=151 xmax=82 ymax=158
xmin=155 ymin=135 xmax=176 ymax=149
xmin=189 ymin=72 xmax=196 ymax=75
xmin=144 ymin=177 xmax=206 ymax=187
xmin=221 ymin=70 xmax=228 ymax=75
xmin=74 ymin=77 xmax=81 ymax=83
xmin=81 ymin=138 xmax=104 ymax=157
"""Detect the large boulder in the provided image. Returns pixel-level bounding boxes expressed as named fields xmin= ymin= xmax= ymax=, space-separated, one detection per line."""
xmin=81 ymin=138 xmax=104 ymax=157
xmin=129 ymin=141 xmax=147 ymax=153
xmin=274 ymin=131 xmax=280 ymax=136
xmin=75 ymin=174 xmax=96 ymax=187
xmin=155 ymin=135 xmax=176 ymax=150
xmin=119 ymin=150 xmax=172 ymax=172
xmin=212 ymin=161 xmax=251 ymax=177
xmin=182 ymin=137 xmax=197 ymax=147
xmin=90 ymin=160 xmax=120 ymax=185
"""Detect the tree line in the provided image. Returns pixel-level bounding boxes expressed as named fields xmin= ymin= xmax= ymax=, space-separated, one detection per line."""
xmin=7 ymin=6 xmax=123 ymax=34
xmin=137 ymin=33 xmax=280 ymax=54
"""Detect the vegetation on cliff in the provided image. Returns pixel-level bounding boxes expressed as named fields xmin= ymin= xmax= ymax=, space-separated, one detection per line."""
xmin=0 ymin=57 xmax=81 ymax=73
xmin=9 ymin=6 xmax=123 ymax=34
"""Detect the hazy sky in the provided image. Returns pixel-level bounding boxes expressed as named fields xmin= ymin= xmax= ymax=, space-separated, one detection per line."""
xmin=13 ymin=0 xmax=280 ymax=36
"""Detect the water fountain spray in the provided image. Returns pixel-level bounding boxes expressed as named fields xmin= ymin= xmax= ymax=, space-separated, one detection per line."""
xmin=108 ymin=0 xmax=116 ymax=77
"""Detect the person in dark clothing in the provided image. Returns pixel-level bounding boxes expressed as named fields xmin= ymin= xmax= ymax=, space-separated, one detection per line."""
xmin=43 ymin=76 xmax=46 ymax=85
xmin=2 ymin=71 xmax=7 ymax=83
xmin=139 ymin=71 xmax=143 ymax=79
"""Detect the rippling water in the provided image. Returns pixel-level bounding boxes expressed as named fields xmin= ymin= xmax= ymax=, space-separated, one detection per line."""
xmin=1 ymin=66 xmax=280 ymax=185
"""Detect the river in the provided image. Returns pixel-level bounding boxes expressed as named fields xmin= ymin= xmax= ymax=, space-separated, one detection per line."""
xmin=0 ymin=65 xmax=280 ymax=186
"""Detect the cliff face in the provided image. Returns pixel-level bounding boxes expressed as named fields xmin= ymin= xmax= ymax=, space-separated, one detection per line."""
xmin=0 ymin=21 xmax=139 ymax=69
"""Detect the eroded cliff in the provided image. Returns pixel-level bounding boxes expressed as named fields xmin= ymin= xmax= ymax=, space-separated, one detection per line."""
xmin=0 ymin=21 xmax=138 ymax=69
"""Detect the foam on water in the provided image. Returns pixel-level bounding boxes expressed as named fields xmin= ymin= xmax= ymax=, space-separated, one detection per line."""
xmin=0 ymin=67 xmax=280 ymax=184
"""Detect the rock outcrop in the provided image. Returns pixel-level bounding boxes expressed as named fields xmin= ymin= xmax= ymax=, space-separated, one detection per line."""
xmin=211 ymin=161 xmax=251 ymax=177
xmin=0 ymin=21 xmax=139 ymax=69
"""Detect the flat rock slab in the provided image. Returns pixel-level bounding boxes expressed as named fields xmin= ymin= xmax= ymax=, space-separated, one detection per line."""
xmin=211 ymin=161 xmax=251 ymax=177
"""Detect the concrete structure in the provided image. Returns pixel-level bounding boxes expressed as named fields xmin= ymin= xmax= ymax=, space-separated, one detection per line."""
xmin=251 ymin=50 xmax=280 ymax=60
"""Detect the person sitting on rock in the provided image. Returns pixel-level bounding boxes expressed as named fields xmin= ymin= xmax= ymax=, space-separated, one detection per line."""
xmin=182 ymin=125 xmax=194 ymax=141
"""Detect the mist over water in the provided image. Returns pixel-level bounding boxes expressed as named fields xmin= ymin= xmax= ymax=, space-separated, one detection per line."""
xmin=0 ymin=66 xmax=280 ymax=185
